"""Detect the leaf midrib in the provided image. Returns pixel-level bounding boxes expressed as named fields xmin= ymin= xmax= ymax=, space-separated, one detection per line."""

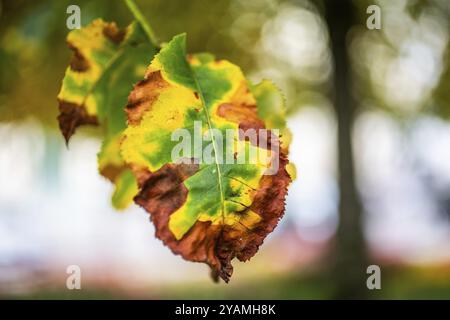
xmin=189 ymin=68 xmax=226 ymax=222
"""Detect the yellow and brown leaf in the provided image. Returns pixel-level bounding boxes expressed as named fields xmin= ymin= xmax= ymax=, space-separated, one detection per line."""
xmin=121 ymin=34 xmax=293 ymax=282
xmin=57 ymin=19 xmax=158 ymax=209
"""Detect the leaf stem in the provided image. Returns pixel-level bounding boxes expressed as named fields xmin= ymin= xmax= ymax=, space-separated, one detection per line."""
xmin=124 ymin=0 xmax=159 ymax=47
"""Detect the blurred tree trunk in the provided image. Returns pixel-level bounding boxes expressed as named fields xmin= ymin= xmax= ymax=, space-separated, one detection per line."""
xmin=324 ymin=0 xmax=368 ymax=298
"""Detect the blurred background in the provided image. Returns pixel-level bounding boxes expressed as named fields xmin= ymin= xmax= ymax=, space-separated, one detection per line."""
xmin=1 ymin=0 xmax=450 ymax=299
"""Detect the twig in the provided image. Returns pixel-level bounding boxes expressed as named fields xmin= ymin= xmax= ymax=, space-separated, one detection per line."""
xmin=124 ymin=0 xmax=159 ymax=47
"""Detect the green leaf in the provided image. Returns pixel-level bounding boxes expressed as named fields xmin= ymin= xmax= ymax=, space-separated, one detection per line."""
xmin=251 ymin=79 xmax=293 ymax=154
xmin=122 ymin=34 xmax=292 ymax=282
xmin=251 ymin=79 xmax=286 ymax=130
xmin=111 ymin=168 xmax=139 ymax=210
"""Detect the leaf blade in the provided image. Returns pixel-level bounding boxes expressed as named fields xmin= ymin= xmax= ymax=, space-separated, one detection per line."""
xmin=57 ymin=19 xmax=158 ymax=209
xmin=122 ymin=34 xmax=292 ymax=281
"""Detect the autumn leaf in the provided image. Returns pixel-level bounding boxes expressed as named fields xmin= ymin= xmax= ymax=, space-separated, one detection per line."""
xmin=57 ymin=19 xmax=158 ymax=209
xmin=121 ymin=34 xmax=293 ymax=282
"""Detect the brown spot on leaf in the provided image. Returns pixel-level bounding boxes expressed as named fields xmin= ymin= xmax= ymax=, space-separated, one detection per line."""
xmin=102 ymin=22 xmax=125 ymax=44
xmin=57 ymin=100 xmax=98 ymax=144
xmin=217 ymin=103 xmax=262 ymax=127
xmin=237 ymin=122 xmax=279 ymax=151
xmin=126 ymin=71 xmax=169 ymax=126
xmin=134 ymin=163 xmax=195 ymax=219
xmin=100 ymin=164 xmax=124 ymax=182
xmin=68 ymin=43 xmax=89 ymax=72
xmin=216 ymin=81 xmax=265 ymax=131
